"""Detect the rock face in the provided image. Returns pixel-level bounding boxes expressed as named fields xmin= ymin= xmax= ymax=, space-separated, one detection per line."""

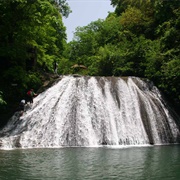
xmin=0 ymin=76 xmax=180 ymax=149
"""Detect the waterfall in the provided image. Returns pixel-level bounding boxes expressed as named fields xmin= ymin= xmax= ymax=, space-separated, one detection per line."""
xmin=0 ymin=76 xmax=180 ymax=149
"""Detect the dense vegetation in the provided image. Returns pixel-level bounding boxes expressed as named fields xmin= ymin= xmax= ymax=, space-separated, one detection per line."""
xmin=65 ymin=0 xmax=180 ymax=113
xmin=0 ymin=0 xmax=71 ymax=125
xmin=0 ymin=0 xmax=179 ymax=126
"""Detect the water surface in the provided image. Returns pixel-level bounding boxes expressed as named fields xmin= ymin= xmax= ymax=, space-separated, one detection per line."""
xmin=0 ymin=145 xmax=180 ymax=180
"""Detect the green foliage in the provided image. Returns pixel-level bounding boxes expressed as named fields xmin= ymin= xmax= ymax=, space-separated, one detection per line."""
xmin=96 ymin=45 xmax=114 ymax=76
xmin=0 ymin=0 xmax=68 ymax=72
xmin=0 ymin=91 xmax=6 ymax=106
xmin=120 ymin=6 xmax=145 ymax=33
xmin=97 ymin=14 xmax=122 ymax=45
xmin=144 ymin=40 xmax=162 ymax=80
xmin=2 ymin=66 xmax=42 ymax=99
xmin=3 ymin=66 xmax=27 ymax=88
xmin=67 ymin=0 xmax=180 ymax=110
xmin=0 ymin=0 xmax=70 ymax=123
xmin=26 ymin=72 xmax=42 ymax=91
xmin=161 ymin=57 xmax=180 ymax=88
xmin=0 ymin=91 xmax=7 ymax=122
xmin=84 ymin=56 xmax=101 ymax=76
xmin=55 ymin=0 xmax=71 ymax=18
xmin=58 ymin=57 xmax=72 ymax=74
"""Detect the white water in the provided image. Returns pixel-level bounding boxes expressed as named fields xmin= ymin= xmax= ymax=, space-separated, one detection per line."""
xmin=0 ymin=76 xmax=179 ymax=149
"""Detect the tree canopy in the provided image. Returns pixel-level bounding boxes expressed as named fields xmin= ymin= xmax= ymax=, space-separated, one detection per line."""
xmin=0 ymin=0 xmax=70 ymax=89
xmin=0 ymin=0 xmax=70 ymax=125
xmin=64 ymin=0 xmax=180 ymax=112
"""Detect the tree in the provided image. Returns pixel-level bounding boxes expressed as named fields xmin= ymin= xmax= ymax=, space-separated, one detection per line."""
xmin=0 ymin=0 xmax=70 ymax=110
xmin=68 ymin=20 xmax=103 ymax=68
xmin=0 ymin=91 xmax=6 ymax=105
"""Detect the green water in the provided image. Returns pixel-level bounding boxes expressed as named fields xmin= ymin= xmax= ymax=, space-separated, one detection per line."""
xmin=0 ymin=145 xmax=180 ymax=180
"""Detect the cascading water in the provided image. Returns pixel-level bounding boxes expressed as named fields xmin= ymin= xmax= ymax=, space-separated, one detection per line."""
xmin=0 ymin=76 xmax=180 ymax=149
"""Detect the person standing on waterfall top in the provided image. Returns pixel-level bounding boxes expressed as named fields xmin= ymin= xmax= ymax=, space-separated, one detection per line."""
xmin=27 ymin=89 xmax=37 ymax=104
xmin=53 ymin=60 xmax=58 ymax=74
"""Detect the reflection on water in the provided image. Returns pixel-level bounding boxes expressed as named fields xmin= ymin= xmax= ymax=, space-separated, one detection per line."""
xmin=0 ymin=145 xmax=180 ymax=180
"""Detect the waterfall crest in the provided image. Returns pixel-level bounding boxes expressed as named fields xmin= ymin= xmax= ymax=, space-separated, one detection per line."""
xmin=0 ymin=76 xmax=180 ymax=149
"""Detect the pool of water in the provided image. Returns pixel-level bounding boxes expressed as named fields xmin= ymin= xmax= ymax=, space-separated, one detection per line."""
xmin=0 ymin=145 xmax=180 ymax=180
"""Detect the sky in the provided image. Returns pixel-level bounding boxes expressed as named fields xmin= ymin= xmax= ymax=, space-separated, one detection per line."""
xmin=63 ymin=0 xmax=115 ymax=42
